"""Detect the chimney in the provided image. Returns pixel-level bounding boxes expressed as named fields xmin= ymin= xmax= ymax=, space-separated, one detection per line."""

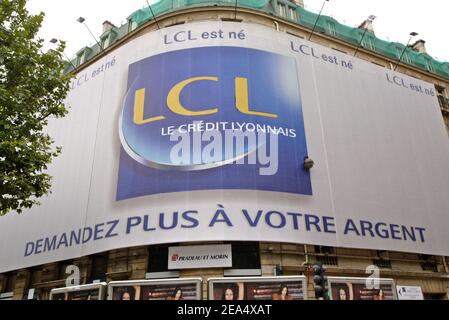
xmin=358 ymin=18 xmax=375 ymax=35
xmin=410 ymin=39 xmax=427 ymax=54
xmin=102 ymin=20 xmax=115 ymax=34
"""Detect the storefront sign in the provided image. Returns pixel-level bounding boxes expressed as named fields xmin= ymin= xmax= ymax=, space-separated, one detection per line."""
xmin=396 ymin=286 xmax=424 ymax=300
xmin=168 ymin=245 xmax=232 ymax=270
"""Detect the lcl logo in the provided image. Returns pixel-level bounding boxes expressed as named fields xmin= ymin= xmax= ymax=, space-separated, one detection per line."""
xmin=116 ymin=46 xmax=312 ymax=201
xmin=133 ymin=76 xmax=278 ymax=126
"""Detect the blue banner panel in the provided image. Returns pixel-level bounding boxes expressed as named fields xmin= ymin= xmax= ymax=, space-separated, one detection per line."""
xmin=117 ymin=46 xmax=311 ymax=200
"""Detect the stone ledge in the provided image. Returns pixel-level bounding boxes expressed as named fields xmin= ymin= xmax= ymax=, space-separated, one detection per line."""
xmin=279 ymin=265 xmax=449 ymax=280
xmin=105 ymin=271 xmax=132 ymax=281
xmin=33 ymin=279 xmax=67 ymax=289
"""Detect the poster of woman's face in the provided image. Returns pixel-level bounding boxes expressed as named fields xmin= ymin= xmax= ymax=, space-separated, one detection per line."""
xmin=329 ymin=279 xmax=395 ymax=300
xmin=111 ymin=282 xmax=200 ymax=300
xmin=211 ymin=279 xmax=306 ymax=300
xmin=332 ymin=284 xmax=352 ymax=301
xmin=113 ymin=286 xmax=136 ymax=300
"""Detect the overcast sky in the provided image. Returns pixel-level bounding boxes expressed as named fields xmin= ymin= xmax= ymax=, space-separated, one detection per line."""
xmin=27 ymin=0 xmax=449 ymax=62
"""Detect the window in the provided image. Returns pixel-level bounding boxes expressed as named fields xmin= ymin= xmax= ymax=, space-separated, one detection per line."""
xmin=230 ymin=242 xmax=261 ymax=269
xmin=435 ymin=85 xmax=448 ymax=110
xmin=396 ymin=47 xmax=411 ymax=64
xmin=75 ymin=47 xmax=92 ymax=67
xmin=58 ymin=260 xmax=75 ymax=280
xmin=0 ymin=273 xmax=15 ymax=300
xmin=439 ymin=97 xmax=449 ymax=114
xmin=419 ymin=255 xmax=439 ymax=272
xmin=29 ymin=268 xmax=41 ymax=288
xmin=100 ymin=29 xmax=117 ymax=50
xmin=89 ymin=253 xmax=108 ymax=283
xmin=426 ymin=59 xmax=435 ymax=72
xmin=374 ymin=259 xmax=392 ymax=269
xmin=23 ymin=269 xmax=40 ymax=300
xmin=362 ymin=36 xmax=375 ymax=50
xmin=3 ymin=273 xmax=16 ymax=293
xmin=315 ymin=246 xmax=338 ymax=266
xmin=148 ymin=244 xmax=178 ymax=273
xmin=424 ymin=293 xmax=447 ymax=300
xmin=100 ymin=36 xmax=110 ymax=50
xmin=128 ymin=20 xmax=138 ymax=32
xmin=373 ymin=251 xmax=392 ymax=269
xmin=289 ymin=7 xmax=298 ymax=21
xmin=172 ymin=0 xmax=183 ymax=9
xmin=278 ymin=3 xmax=287 ymax=18
xmin=327 ymin=22 xmax=336 ymax=36
xmin=402 ymin=52 xmax=411 ymax=64
xmin=436 ymin=85 xmax=446 ymax=97
xmin=405 ymin=50 xmax=411 ymax=63
xmin=75 ymin=51 xmax=86 ymax=67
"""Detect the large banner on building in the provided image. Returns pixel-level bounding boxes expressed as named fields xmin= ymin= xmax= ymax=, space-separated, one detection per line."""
xmin=1 ymin=21 xmax=449 ymax=272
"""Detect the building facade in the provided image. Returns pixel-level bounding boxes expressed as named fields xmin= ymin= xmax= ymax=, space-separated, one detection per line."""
xmin=1 ymin=0 xmax=449 ymax=300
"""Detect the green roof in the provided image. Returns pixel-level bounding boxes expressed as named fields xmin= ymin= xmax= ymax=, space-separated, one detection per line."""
xmin=67 ymin=0 xmax=449 ymax=80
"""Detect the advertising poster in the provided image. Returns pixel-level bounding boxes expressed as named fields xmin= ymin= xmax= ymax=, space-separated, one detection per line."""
xmin=1 ymin=21 xmax=449 ymax=273
xmin=328 ymin=277 xmax=396 ymax=300
xmin=49 ymin=283 xmax=107 ymax=300
xmin=117 ymin=46 xmax=311 ymax=199
xmin=209 ymin=276 xmax=307 ymax=300
xmin=108 ymin=278 xmax=202 ymax=300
